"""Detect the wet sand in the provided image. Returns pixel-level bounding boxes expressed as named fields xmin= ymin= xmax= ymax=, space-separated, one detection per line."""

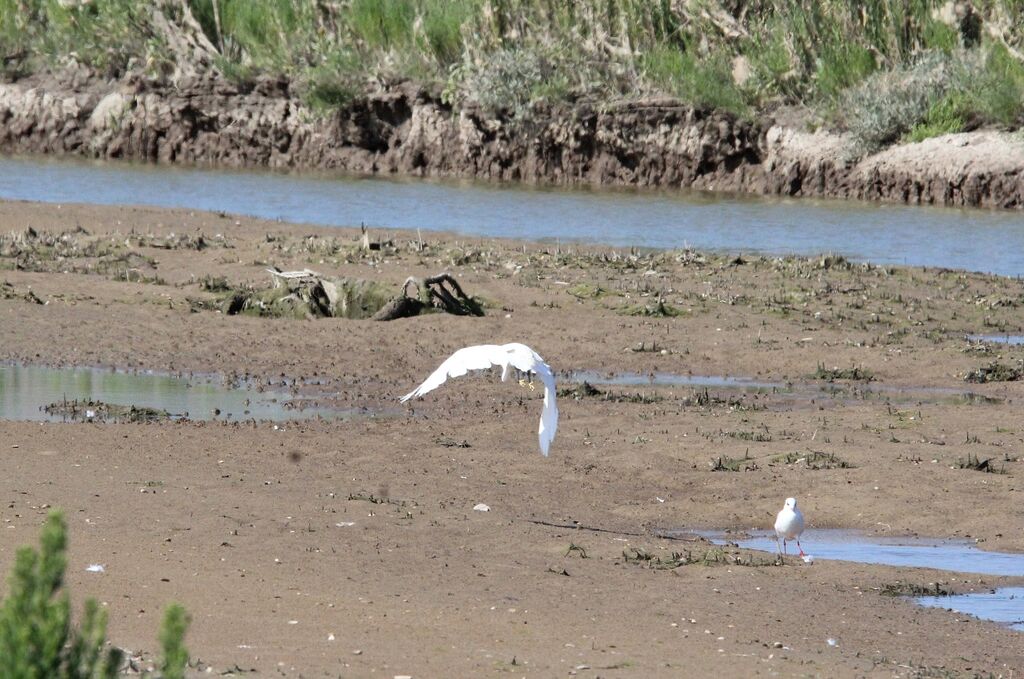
xmin=2 ymin=199 xmax=1023 ymax=676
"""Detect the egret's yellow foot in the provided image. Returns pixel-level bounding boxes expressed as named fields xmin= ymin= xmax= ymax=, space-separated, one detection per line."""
xmin=518 ymin=378 xmax=536 ymax=391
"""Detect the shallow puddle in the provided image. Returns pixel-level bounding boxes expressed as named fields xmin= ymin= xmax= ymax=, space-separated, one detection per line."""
xmin=822 ymin=383 xmax=1005 ymax=406
xmin=968 ymin=334 xmax=1024 ymax=345
xmin=916 ymin=587 xmax=1024 ymax=631
xmin=563 ymin=370 xmax=1001 ymax=408
xmin=694 ymin=529 xmax=1024 ymax=576
xmin=565 ymin=370 xmax=782 ymax=390
xmin=0 ymin=364 xmax=348 ymax=422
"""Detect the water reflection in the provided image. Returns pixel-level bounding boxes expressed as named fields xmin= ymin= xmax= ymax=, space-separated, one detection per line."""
xmin=564 ymin=370 xmax=781 ymax=390
xmin=0 ymin=364 xmax=345 ymax=422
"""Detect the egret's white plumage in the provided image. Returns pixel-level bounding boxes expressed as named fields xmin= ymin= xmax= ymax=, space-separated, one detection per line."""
xmin=774 ymin=497 xmax=806 ymax=556
xmin=400 ymin=343 xmax=558 ymax=456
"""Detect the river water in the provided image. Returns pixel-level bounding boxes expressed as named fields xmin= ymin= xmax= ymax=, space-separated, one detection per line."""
xmin=2 ymin=155 xmax=1023 ymax=274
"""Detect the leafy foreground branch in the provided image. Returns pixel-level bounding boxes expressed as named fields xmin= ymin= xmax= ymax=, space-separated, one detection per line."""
xmin=0 ymin=511 xmax=189 ymax=679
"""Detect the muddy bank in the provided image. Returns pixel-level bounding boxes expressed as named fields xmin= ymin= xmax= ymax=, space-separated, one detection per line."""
xmin=1 ymin=70 xmax=1022 ymax=209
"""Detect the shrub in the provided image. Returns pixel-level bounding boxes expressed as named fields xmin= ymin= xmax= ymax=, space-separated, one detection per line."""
xmin=847 ymin=42 xmax=1024 ymax=152
xmin=451 ymin=46 xmax=548 ymax=116
xmin=841 ymin=50 xmax=974 ymax=157
xmin=303 ymin=48 xmax=364 ymax=111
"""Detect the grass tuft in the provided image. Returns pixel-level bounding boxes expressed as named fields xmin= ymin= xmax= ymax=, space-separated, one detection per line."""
xmin=812 ymin=363 xmax=875 ymax=382
xmin=710 ymin=453 xmax=759 ymax=472
xmin=955 ymin=452 xmax=1006 ymax=474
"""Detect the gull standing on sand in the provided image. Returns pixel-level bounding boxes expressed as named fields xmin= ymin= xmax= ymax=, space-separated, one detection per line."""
xmin=774 ymin=497 xmax=806 ymax=557
xmin=400 ymin=343 xmax=558 ymax=456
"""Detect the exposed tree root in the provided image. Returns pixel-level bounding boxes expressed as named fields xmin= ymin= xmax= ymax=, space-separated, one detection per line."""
xmin=372 ymin=273 xmax=485 ymax=321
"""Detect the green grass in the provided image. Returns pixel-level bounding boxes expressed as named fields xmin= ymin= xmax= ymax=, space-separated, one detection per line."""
xmin=907 ymin=92 xmax=970 ymax=142
xmin=2 ymin=0 xmax=1024 ymax=143
xmin=641 ymin=46 xmax=747 ymax=115
xmin=905 ymin=44 xmax=1024 ymax=142
xmin=1 ymin=0 xmax=151 ymax=77
xmin=973 ymin=42 xmax=1024 ymax=126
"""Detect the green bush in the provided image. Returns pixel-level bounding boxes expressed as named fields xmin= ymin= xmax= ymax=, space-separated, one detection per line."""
xmin=4 ymin=0 xmax=154 ymax=78
xmin=304 ymin=48 xmax=364 ymax=111
xmin=972 ymin=42 xmax=1024 ymax=126
xmin=348 ymin=0 xmax=418 ymax=51
xmin=0 ymin=511 xmax=190 ymax=679
xmin=416 ymin=0 xmax=477 ymax=65
xmin=641 ymin=46 xmax=748 ymax=115
xmin=907 ymin=92 xmax=970 ymax=142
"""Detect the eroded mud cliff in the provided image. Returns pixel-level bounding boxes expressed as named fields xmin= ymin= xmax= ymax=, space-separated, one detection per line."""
xmin=1 ymin=70 xmax=1021 ymax=209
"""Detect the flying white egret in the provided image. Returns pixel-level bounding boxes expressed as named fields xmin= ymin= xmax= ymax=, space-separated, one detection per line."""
xmin=399 ymin=343 xmax=558 ymax=456
xmin=774 ymin=497 xmax=806 ymax=556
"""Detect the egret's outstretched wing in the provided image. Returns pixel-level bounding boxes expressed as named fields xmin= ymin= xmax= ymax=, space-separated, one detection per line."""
xmin=400 ymin=344 xmax=504 ymax=403
xmin=501 ymin=344 xmax=559 ymax=456
xmin=401 ymin=341 xmax=559 ymax=457
xmin=534 ymin=361 xmax=559 ymax=457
